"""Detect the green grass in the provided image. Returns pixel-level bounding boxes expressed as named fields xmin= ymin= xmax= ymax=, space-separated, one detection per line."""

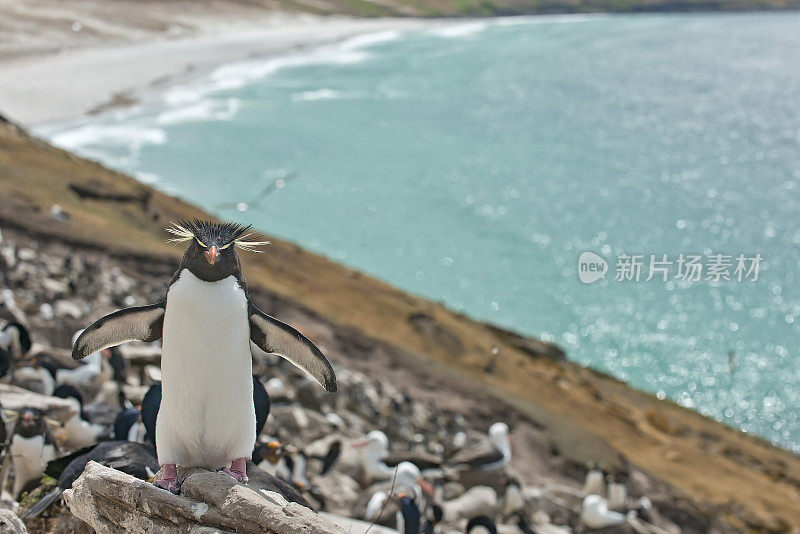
xmin=17 ymin=475 xmax=57 ymax=510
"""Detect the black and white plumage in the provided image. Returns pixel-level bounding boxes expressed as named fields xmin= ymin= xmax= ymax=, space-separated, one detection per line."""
xmin=384 ymin=450 xmax=442 ymax=472
xmin=11 ymin=362 xmax=54 ymax=397
xmin=581 ymin=494 xmax=627 ymax=529
xmin=0 ymin=322 xmax=32 ymax=360
xmin=28 ymin=352 xmax=70 ymax=385
xmin=356 ymin=430 xmax=442 ymax=482
xmin=138 ymin=377 xmax=270 ymax=449
xmin=0 ymin=400 xmax=8 ymax=454
xmin=8 ymin=408 xmax=57 ymax=498
xmin=57 ymin=332 xmax=107 ymax=388
xmin=106 ymin=346 xmax=128 ymax=383
xmin=52 ymin=384 xmax=107 ymax=449
xmin=465 ymin=516 xmax=498 ymax=534
xmin=0 ymin=347 xmax=11 ymax=379
xmin=52 ymin=385 xmax=85 ymax=416
xmin=113 ymin=406 xmax=145 ymax=443
xmin=140 ymin=383 xmax=160 ymax=446
xmin=316 ymin=439 xmax=342 ymax=476
xmin=243 ymin=459 xmax=313 ymax=508
xmin=446 ymin=423 xmax=511 ymax=493
xmin=447 ymin=422 xmax=510 ymax=471
xmin=71 ymin=220 xmax=336 ymax=476
xmin=253 ymin=376 xmax=271 ymax=438
xmin=71 ymin=304 xmax=165 ymax=362
xmin=1 ymin=321 xmax=33 ymax=381
xmin=23 ymin=441 xmax=158 ymax=518
xmin=360 ymin=462 xmax=426 ymax=530
xmin=270 ymin=439 xmax=341 ymax=498
xmin=397 ymin=495 xmax=422 ymax=534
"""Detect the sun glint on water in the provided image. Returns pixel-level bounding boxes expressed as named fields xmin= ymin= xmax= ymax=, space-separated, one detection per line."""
xmin=38 ymin=13 xmax=800 ymax=451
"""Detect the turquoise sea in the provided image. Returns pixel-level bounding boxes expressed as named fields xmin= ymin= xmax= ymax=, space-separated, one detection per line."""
xmin=39 ymin=12 xmax=800 ymax=450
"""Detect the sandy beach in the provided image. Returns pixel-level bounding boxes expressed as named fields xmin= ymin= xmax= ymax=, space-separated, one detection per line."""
xmin=0 ymin=1 xmax=430 ymax=126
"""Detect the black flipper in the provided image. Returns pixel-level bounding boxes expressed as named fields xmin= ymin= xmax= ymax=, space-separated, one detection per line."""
xmin=319 ymin=440 xmax=341 ymax=475
xmin=45 ymin=445 xmax=96 ymax=479
xmin=72 ymin=302 xmax=165 ymax=361
xmin=253 ymin=376 xmax=271 ymax=437
xmin=248 ymin=302 xmax=336 ymax=392
xmin=141 ymin=383 xmax=161 ymax=447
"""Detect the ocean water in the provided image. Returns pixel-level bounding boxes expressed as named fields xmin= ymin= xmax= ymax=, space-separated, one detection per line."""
xmin=38 ymin=13 xmax=800 ymax=451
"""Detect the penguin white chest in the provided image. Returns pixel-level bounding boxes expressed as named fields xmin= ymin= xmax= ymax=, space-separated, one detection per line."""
xmin=157 ymin=270 xmax=255 ymax=468
xmin=11 ymin=435 xmax=52 ymax=497
xmin=162 ymin=271 xmax=250 ymax=369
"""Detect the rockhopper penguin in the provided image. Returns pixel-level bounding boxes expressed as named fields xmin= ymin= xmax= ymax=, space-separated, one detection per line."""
xmin=72 ymin=220 xmax=337 ymax=493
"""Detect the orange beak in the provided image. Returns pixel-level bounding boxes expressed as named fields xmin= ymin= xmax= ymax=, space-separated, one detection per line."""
xmin=418 ymin=478 xmax=435 ymax=495
xmin=204 ymin=246 xmax=220 ymax=265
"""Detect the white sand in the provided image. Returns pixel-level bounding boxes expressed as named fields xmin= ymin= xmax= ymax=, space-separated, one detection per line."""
xmin=0 ymin=2 xmax=431 ymax=126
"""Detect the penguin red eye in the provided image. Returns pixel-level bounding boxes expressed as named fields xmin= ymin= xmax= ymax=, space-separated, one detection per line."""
xmin=194 ymin=246 xmax=199 ymax=252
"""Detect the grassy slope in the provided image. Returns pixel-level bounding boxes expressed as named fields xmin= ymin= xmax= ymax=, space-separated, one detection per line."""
xmin=269 ymin=0 xmax=800 ymax=16
xmin=1 ymin=118 xmax=799 ymax=530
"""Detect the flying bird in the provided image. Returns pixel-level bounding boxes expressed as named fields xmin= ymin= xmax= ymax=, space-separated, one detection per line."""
xmin=215 ymin=171 xmax=300 ymax=213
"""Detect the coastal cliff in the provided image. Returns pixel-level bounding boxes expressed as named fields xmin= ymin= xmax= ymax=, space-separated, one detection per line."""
xmin=1 ymin=111 xmax=799 ymax=530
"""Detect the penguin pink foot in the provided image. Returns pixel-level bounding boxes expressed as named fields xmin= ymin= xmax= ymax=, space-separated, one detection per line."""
xmin=220 ymin=457 xmax=248 ymax=483
xmin=154 ymin=463 xmax=181 ymax=494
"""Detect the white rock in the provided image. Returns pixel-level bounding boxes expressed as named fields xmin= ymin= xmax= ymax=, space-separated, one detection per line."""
xmin=39 ymin=303 xmax=54 ymax=320
xmin=64 ymin=462 xmax=344 ymax=534
xmin=42 ymin=278 xmax=69 ymax=296
xmin=16 ymin=249 xmax=36 ymax=262
xmin=54 ymin=300 xmax=83 ymax=319
xmin=0 ymin=384 xmax=78 ymax=424
xmin=0 ymin=509 xmax=26 ymax=533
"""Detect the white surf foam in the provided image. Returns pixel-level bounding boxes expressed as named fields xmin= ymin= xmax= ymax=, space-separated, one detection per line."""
xmin=206 ymin=30 xmax=401 ymax=98
xmin=135 ymin=171 xmax=160 ymax=184
xmin=156 ymin=98 xmax=240 ymax=125
xmin=495 ymin=13 xmax=608 ymax=25
xmin=428 ymin=22 xmax=489 ymax=38
xmin=49 ymin=124 xmax=166 ymax=152
xmin=291 ymin=89 xmax=345 ymax=102
xmin=338 ymin=30 xmax=401 ymax=50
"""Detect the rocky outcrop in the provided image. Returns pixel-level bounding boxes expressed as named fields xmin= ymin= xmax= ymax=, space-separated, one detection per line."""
xmin=68 ymin=181 xmax=150 ymax=206
xmin=0 ymin=509 xmax=27 ymax=534
xmin=64 ymin=462 xmax=343 ymax=534
xmin=0 ymin=384 xmax=77 ymax=424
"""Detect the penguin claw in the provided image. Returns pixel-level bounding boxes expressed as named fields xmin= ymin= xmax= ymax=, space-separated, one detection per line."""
xmin=153 ymin=478 xmax=181 ymax=494
xmin=220 ymin=458 xmax=248 ymax=483
xmin=154 ymin=463 xmax=181 ymax=494
xmin=220 ymin=468 xmax=248 ymax=483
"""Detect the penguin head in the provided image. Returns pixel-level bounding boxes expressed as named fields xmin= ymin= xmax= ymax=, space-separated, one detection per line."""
xmin=168 ymin=220 xmax=269 ymax=282
xmin=13 ymin=407 xmax=47 ymax=438
xmin=395 ymin=461 xmax=422 ymax=493
xmin=489 ymin=421 xmax=510 ymax=449
xmin=466 ymin=516 xmax=498 ymax=534
xmin=0 ymin=322 xmax=31 ymax=359
xmin=53 ymin=384 xmax=84 ymax=408
xmin=354 ymin=430 xmax=388 ymax=457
